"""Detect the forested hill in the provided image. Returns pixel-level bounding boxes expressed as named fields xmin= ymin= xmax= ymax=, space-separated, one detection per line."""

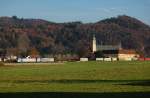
xmin=0 ymin=15 xmax=150 ymax=57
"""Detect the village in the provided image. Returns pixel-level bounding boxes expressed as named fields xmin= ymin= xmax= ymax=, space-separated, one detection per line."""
xmin=0 ymin=35 xmax=149 ymax=63
xmin=1 ymin=1 xmax=150 ymax=97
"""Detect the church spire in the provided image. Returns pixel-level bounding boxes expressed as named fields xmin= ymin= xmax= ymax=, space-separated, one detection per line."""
xmin=92 ymin=34 xmax=96 ymax=53
xmin=119 ymin=41 xmax=122 ymax=50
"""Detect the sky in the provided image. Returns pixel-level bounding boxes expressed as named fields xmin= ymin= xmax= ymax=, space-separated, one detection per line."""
xmin=0 ymin=0 xmax=150 ymax=24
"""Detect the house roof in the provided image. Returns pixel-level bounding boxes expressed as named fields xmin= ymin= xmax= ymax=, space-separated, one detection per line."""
xmin=118 ymin=49 xmax=137 ymax=54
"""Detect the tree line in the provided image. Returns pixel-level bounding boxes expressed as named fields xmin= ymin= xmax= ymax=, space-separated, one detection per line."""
xmin=0 ymin=15 xmax=150 ymax=57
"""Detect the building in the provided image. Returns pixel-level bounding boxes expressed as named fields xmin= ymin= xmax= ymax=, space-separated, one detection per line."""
xmin=118 ymin=49 xmax=139 ymax=61
xmin=92 ymin=35 xmax=97 ymax=53
xmin=92 ymin=35 xmax=139 ymax=61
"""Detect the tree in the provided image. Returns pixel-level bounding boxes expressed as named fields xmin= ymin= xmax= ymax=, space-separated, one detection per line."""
xmin=28 ymin=47 xmax=39 ymax=58
xmin=17 ymin=33 xmax=30 ymax=57
xmin=95 ymin=51 xmax=104 ymax=58
xmin=6 ymin=48 xmax=18 ymax=56
xmin=12 ymin=16 xmax=18 ymax=20
xmin=75 ymin=40 xmax=91 ymax=58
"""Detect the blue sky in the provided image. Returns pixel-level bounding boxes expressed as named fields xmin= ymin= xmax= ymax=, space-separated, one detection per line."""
xmin=0 ymin=0 xmax=150 ymax=24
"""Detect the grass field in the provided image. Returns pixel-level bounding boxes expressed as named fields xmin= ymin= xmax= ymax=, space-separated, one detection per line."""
xmin=0 ymin=61 xmax=150 ymax=97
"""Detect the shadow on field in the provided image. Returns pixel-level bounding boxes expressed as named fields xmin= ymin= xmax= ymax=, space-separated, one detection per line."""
xmin=1 ymin=79 xmax=150 ymax=86
xmin=120 ymin=80 xmax=150 ymax=86
xmin=0 ymin=80 xmax=150 ymax=98
xmin=0 ymin=92 xmax=150 ymax=98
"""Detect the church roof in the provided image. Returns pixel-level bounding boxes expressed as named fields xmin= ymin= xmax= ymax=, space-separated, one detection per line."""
xmin=97 ymin=45 xmax=121 ymax=51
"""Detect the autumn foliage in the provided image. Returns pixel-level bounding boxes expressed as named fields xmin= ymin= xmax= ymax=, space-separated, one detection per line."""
xmin=0 ymin=15 xmax=150 ymax=57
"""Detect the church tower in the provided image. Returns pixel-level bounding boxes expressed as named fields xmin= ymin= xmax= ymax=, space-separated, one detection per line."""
xmin=92 ymin=34 xmax=96 ymax=53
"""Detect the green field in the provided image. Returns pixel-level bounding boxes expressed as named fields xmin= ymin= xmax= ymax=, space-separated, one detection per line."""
xmin=0 ymin=61 xmax=150 ymax=93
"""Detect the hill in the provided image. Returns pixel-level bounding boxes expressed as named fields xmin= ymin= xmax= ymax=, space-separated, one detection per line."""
xmin=0 ymin=15 xmax=150 ymax=57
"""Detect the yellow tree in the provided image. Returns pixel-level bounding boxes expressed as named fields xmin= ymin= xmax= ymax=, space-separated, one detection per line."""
xmin=28 ymin=47 xmax=39 ymax=58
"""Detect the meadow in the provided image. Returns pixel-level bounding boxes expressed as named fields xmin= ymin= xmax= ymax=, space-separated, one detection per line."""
xmin=0 ymin=61 xmax=150 ymax=97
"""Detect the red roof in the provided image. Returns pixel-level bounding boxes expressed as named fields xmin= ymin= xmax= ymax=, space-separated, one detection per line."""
xmin=118 ymin=49 xmax=137 ymax=54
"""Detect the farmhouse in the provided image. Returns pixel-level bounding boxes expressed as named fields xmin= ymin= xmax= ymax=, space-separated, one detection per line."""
xmin=93 ymin=35 xmax=139 ymax=61
xmin=118 ymin=49 xmax=139 ymax=61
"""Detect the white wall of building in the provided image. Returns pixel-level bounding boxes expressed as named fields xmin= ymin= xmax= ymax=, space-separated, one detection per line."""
xmin=80 ymin=58 xmax=88 ymax=61
xmin=40 ymin=58 xmax=54 ymax=62
xmin=96 ymin=58 xmax=103 ymax=61
xmin=118 ymin=54 xmax=138 ymax=61
xmin=104 ymin=58 xmax=112 ymax=61
xmin=17 ymin=58 xmax=55 ymax=63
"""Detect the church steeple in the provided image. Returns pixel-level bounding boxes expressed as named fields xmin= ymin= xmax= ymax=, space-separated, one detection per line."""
xmin=119 ymin=41 xmax=122 ymax=50
xmin=92 ymin=34 xmax=96 ymax=53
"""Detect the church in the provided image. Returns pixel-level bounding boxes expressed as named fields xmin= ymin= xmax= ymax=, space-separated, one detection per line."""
xmin=92 ymin=35 xmax=139 ymax=61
